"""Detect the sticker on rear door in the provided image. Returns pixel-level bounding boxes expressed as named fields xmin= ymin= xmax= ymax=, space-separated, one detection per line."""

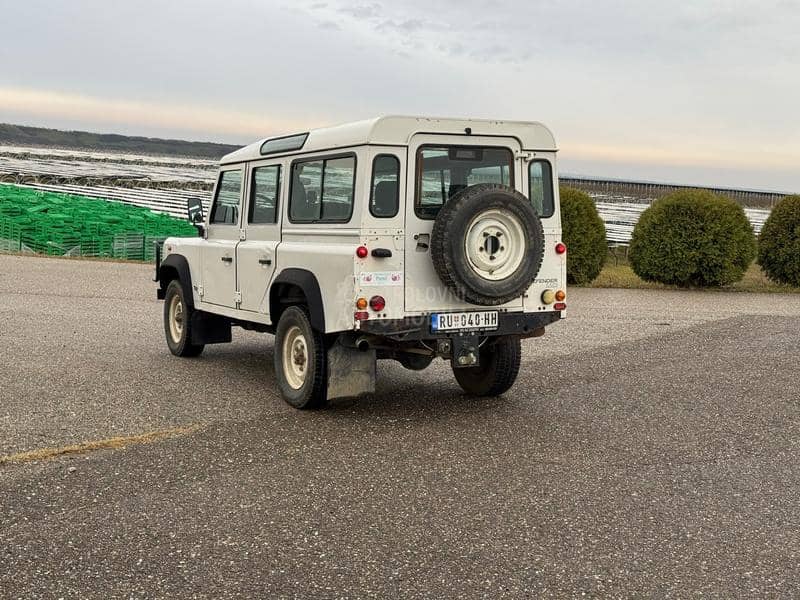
xmin=359 ymin=272 xmax=403 ymax=286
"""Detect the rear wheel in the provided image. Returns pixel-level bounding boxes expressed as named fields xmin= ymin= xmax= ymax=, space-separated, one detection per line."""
xmin=453 ymin=336 xmax=521 ymax=396
xmin=274 ymin=306 xmax=328 ymax=409
xmin=163 ymin=279 xmax=204 ymax=357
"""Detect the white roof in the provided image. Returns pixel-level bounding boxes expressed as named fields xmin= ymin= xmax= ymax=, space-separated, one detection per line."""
xmin=220 ymin=115 xmax=557 ymax=164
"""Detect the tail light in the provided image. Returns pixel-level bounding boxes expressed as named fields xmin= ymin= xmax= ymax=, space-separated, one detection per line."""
xmin=356 ymin=246 xmax=368 ymax=258
xmin=354 ymin=311 xmax=369 ymax=321
xmin=541 ymin=289 xmax=555 ymax=304
xmin=356 ymin=297 xmax=368 ymax=310
xmin=554 ymin=302 xmax=567 ymax=311
xmin=369 ymin=295 xmax=386 ymax=311
xmin=555 ymin=290 xmax=566 ymax=301
xmin=555 ymin=242 xmax=567 ymax=255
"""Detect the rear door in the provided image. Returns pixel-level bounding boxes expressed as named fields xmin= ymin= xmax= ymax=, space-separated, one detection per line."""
xmin=237 ymin=161 xmax=282 ymax=314
xmin=404 ymin=134 xmax=525 ymax=312
xmin=201 ymin=167 xmax=243 ymax=307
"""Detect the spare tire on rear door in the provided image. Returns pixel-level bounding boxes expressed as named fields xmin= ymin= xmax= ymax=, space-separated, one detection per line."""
xmin=431 ymin=183 xmax=545 ymax=306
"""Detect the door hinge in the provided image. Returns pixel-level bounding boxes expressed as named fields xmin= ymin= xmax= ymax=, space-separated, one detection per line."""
xmin=234 ymin=291 xmax=242 ymax=305
xmin=515 ymin=150 xmax=534 ymax=161
xmin=198 ymin=285 xmax=204 ymax=298
xmin=239 ymin=229 xmax=247 ymax=241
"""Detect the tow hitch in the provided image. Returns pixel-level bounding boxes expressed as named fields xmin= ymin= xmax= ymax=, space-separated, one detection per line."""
xmin=450 ymin=334 xmax=480 ymax=368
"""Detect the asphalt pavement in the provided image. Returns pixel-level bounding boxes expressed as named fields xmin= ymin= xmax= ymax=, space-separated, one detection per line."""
xmin=2 ymin=254 xmax=800 ymax=598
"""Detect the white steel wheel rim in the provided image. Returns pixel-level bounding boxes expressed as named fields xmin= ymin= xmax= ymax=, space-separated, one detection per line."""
xmin=464 ymin=209 xmax=527 ymax=281
xmin=168 ymin=293 xmax=184 ymax=344
xmin=282 ymin=325 xmax=309 ymax=390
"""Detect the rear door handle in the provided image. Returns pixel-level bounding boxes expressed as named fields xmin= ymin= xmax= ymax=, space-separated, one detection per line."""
xmin=258 ymin=258 xmax=272 ymax=265
xmin=220 ymin=256 xmax=233 ymax=263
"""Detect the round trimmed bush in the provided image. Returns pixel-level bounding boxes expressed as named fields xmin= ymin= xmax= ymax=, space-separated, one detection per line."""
xmin=559 ymin=186 xmax=607 ymax=284
xmin=629 ymin=189 xmax=756 ymax=287
xmin=757 ymin=195 xmax=800 ymax=286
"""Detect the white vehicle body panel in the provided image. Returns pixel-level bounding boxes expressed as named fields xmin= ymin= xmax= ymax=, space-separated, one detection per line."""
xmin=278 ymin=229 xmax=360 ymax=333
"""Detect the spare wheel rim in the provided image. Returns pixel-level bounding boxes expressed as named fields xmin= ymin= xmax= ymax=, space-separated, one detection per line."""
xmin=282 ymin=325 xmax=308 ymax=390
xmin=464 ymin=208 xmax=527 ymax=281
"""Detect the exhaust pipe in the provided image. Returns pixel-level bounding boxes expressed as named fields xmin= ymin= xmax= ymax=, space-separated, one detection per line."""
xmin=355 ymin=336 xmax=371 ymax=352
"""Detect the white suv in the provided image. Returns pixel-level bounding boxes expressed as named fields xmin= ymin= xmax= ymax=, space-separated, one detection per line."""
xmin=155 ymin=116 xmax=566 ymax=408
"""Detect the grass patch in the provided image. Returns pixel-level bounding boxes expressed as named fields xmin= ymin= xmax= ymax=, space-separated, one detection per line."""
xmin=590 ymin=263 xmax=673 ymax=290
xmin=587 ymin=251 xmax=800 ymax=293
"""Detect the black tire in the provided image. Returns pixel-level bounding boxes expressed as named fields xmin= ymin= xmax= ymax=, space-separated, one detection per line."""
xmin=274 ymin=306 xmax=328 ymax=409
xmin=397 ymin=353 xmax=434 ymax=371
xmin=453 ymin=336 xmax=521 ymax=396
xmin=431 ymin=183 xmax=545 ymax=306
xmin=163 ymin=279 xmax=204 ymax=357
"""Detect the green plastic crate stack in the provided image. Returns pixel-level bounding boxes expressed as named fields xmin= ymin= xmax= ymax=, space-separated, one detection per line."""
xmin=144 ymin=236 xmax=167 ymax=262
xmin=112 ymin=232 xmax=146 ymax=261
xmin=0 ymin=184 xmax=198 ymax=260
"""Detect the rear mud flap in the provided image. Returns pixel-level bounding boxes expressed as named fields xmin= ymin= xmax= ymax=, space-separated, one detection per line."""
xmin=190 ymin=311 xmax=232 ymax=345
xmin=327 ymin=341 xmax=376 ymax=400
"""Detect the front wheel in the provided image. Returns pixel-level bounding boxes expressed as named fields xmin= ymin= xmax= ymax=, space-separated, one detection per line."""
xmin=163 ymin=280 xmax=204 ymax=357
xmin=274 ymin=306 xmax=328 ymax=409
xmin=453 ymin=336 xmax=521 ymax=396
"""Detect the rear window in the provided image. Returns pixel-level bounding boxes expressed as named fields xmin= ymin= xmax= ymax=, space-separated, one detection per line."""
xmin=370 ymin=155 xmax=400 ymax=218
xmin=416 ymin=146 xmax=513 ymax=219
xmin=529 ymin=160 xmax=554 ymax=218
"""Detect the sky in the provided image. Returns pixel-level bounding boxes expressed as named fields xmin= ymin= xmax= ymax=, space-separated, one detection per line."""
xmin=1 ymin=0 xmax=798 ymax=192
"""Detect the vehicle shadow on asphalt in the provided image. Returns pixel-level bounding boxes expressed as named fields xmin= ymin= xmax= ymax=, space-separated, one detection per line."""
xmin=197 ymin=337 xmax=534 ymax=421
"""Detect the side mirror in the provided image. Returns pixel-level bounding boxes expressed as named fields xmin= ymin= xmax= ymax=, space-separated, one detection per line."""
xmin=187 ymin=198 xmax=205 ymax=236
xmin=187 ymin=197 xmax=204 ymax=223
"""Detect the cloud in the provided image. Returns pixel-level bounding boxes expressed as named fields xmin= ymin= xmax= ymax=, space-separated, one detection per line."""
xmin=317 ymin=20 xmax=341 ymax=30
xmin=336 ymin=3 xmax=383 ymax=19
xmin=0 ymin=0 xmax=798 ymax=189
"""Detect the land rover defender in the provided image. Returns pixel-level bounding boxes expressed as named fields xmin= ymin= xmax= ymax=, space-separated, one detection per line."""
xmin=155 ymin=116 xmax=567 ymax=408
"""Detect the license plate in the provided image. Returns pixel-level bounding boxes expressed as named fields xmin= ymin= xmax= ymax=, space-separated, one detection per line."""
xmin=431 ymin=311 xmax=499 ymax=332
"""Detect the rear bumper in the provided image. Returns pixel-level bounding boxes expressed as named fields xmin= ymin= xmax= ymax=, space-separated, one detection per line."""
xmin=357 ymin=310 xmax=561 ymax=341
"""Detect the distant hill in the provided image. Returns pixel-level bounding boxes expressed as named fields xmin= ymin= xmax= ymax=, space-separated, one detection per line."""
xmin=0 ymin=123 xmax=241 ymax=159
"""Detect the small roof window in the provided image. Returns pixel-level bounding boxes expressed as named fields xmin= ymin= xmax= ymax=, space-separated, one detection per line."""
xmin=260 ymin=133 xmax=308 ymax=156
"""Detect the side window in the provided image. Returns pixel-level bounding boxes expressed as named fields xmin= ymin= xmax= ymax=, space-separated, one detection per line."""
xmin=529 ymin=160 xmax=554 ymax=218
xmin=370 ymin=155 xmax=400 ymax=218
xmin=290 ymin=155 xmax=355 ymax=223
xmin=321 ymin=157 xmax=355 ymax=221
xmin=290 ymin=160 xmax=322 ymax=222
xmin=249 ymin=165 xmax=281 ymax=225
xmin=210 ymin=169 xmax=242 ymax=225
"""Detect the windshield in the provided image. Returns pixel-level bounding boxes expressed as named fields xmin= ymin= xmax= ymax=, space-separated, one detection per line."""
xmin=416 ymin=146 xmax=513 ymax=218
